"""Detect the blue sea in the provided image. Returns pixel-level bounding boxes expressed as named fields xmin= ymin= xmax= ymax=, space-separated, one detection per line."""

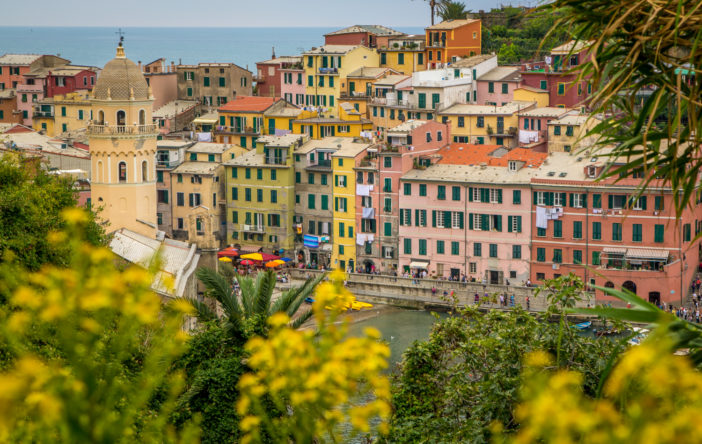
xmin=0 ymin=26 xmax=424 ymax=72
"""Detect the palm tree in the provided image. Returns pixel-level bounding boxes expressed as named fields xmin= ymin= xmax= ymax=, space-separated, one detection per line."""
xmin=423 ymin=0 xmax=438 ymax=26
xmin=190 ymin=267 xmax=325 ymax=340
xmin=437 ymin=0 xmax=468 ymax=21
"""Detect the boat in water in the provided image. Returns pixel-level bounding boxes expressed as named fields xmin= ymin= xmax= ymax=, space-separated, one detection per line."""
xmin=573 ymin=321 xmax=592 ymax=330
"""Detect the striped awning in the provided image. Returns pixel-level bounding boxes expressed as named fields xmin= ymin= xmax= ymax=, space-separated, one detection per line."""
xmin=602 ymin=247 xmax=627 ymax=255
xmin=409 ymin=261 xmax=429 ymax=269
xmin=626 ymin=249 xmax=670 ymax=260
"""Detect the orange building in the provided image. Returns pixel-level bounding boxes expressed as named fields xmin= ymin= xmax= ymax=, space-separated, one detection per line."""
xmin=425 ymin=18 xmax=482 ymax=69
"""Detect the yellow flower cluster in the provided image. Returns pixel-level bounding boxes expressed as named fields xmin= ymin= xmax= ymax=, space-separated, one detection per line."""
xmin=501 ymin=333 xmax=702 ymax=444
xmin=237 ymin=271 xmax=391 ymax=443
xmin=0 ymin=208 xmax=198 ymax=442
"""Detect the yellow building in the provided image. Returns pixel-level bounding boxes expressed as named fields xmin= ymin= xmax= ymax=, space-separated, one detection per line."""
xmin=214 ymin=96 xmax=316 ymax=148
xmin=292 ymin=103 xmax=372 ymax=139
xmin=513 ymin=86 xmax=550 ymax=108
xmin=331 ymin=139 xmax=371 ymax=271
xmin=378 ymin=35 xmax=426 ymax=75
xmin=224 ymin=133 xmax=309 ymax=255
xmin=437 ymin=101 xmax=536 ymax=147
xmin=170 ymin=142 xmax=245 ymax=249
xmin=89 ymin=42 xmax=158 ymax=238
xmin=547 ymin=112 xmax=597 ymax=153
xmin=33 ymin=90 xmax=92 ymax=136
xmin=341 ymin=67 xmax=401 ymax=117
xmin=303 ymin=45 xmax=380 ymax=117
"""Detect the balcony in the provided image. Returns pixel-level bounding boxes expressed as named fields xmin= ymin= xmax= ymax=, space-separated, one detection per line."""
xmin=156 ymin=160 xmax=182 ymax=169
xmin=88 ymin=123 xmax=158 ymax=136
xmin=318 ymin=67 xmax=339 ymax=75
xmin=428 ymin=41 xmax=446 ymax=48
xmin=243 ymin=224 xmax=265 ymax=233
xmin=33 ymin=111 xmax=53 ymax=118
xmin=265 ymin=156 xmax=286 ymax=165
xmin=306 ymin=159 xmax=332 ymax=170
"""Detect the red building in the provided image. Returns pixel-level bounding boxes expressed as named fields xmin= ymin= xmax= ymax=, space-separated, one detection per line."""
xmin=44 ymin=66 xmax=98 ymax=98
xmin=324 ymin=25 xmax=404 ymax=48
xmin=520 ymin=40 xmax=592 ymax=109
xmin=255 ymin=56 xmax=302 ymax=98
xmin=425 ymin=18 xmax=482 ymax=68
xmin=529 ymin=152 xmax=702 ymax=306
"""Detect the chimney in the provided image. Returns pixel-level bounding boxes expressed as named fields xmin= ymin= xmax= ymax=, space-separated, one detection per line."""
xmin=171 ymin=61 xmax=175 ymax=73
xmin=138 ymin=61 xmax=142 ymax=71
xmin=272 ymin=46 xmax=276 ymax=59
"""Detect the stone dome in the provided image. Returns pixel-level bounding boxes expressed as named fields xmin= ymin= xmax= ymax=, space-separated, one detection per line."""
xmin=93 ymin=46 xmax=149 ymax=101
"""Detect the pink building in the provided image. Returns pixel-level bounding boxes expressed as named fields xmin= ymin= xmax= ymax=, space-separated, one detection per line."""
xmin=475 ymin=66 xmax=521 ymax=106
xmin=256 ymin=56 xmax=302 ymax=98
xmin=398 ymin=144 xmax=546 ymax=281
xmin=324 ymin=25 xmax=404 ymax=48
xmin=530 ymin=152 xmax=702 ymax=306
xmin=517 ymin=107 xmax=568 ymax=151
xmin=280 ymin=67 xmax=307 ymax=106
xmin=356 ymin=120 xmax=449 ymax=273
xmin=143 ymin=59 xmax=178 ymax=111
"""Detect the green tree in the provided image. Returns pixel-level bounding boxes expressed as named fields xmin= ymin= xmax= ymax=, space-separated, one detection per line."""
xmin=191 ymin=267 xmax=324 ymax=341
xmin=497 ymin=42 xmax=520 ymax=64
xmin=0 ymin=208 xmax=197 ymax=442
xmin=0 ymin=155 xmax=105 ymax=273
xmin=437 ymin=0 xmax=467 ymax=21
xmin=539 ymin=0 xmax=702 ymax=218
xmin=387 ymin=300 xmax=618 ymax=443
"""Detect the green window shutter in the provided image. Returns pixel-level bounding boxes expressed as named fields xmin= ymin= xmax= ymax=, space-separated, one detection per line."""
xmin=474 ymin=243 xmax=482 ymax=257
xmin=436 ymin=240 xmax=444 ymax=254
xmin=553 ymin=220 xmax=562 ymax=237
xmin=414 ymin=209 xmax=420 ymax=227
xmin=469 ymin=187 xmax=474 ymax=202
xmin=497 ymin=189 xmax=502 ymax=203
xmin=404 ymin=183 xmax=411 ymax=195
xmin=592 ymin=222 xmax=601 ymax=240
xmin=560 ymin=192 xmax=566 ymax=205
xmin=418 ymin=93 xmax=426 ymax=109
xmin=655 ymin=196 xmax=663 ymax=211
xmin=517 ymin=216 xmax=522 ymax=233
xmin=582 ymin=194 xmax=587 ymax=208
xmin=508 ymin=216 xmax=513 ymax=232
xmin=533 ymin=191 xmax=538 ymax=204
xmin=573 ymin=250 xmax=582 ymax=264
xmin=271 ymin=190 xmax=277 ymax=203
xmin=633 ymin=223 xmax=642 ymax=242
xmin=573 ymin=221 xmax=582 ymax=239
xmin=452 ymin=186 xmax=460 ymax=201
xmin=488 ymin=82 xmax=494 ymax=93
xmin=654 ymin=224 xmax=664 ymax=243
xmin=334 ymin=197 xmax=338 ymax=211
xmin=407 ymin=209 xmax=412 ymax=225
xmin=469 ymin=213 xmax=474 ymax=230
xmin=321 ymin=194 xmax=328 ymax=210
xmin=458 ymin=212 xmax=464 ymax=229
xmin=481 ymin=214 xmax=489 ymax=230
xmin=513 ymin=190 xmax=521 ymax=204
xmin=432 ymin=210 xmax=436 ymax=227
xmin=684 ymin=223 xmax=691 ymax=242
xmin=608 ymin=195 xmax=614 ymax=209
xmin=404 ymin=238 xmax=412 ymax=254
xmin=569 ymin=193 xmax=574 ymax=207
xmin=640 ymin=196 xmax=647 ymax=210
xmin=384 ymin=222 xmax=391 ymax=237
xmin=443 ymin=211 xmax=451 ymax=229
xmin=593 ymin=194 xmax=601 ymax=208
xmin=495 ymin=215 xmax=502 ymax=232
xmin=537 ymin=248 xmax=545 ymax=262
xmin=592 ymin=251 xmax=601 ymax=265
xmin=512 ymin=245 xmax=521 ymax=259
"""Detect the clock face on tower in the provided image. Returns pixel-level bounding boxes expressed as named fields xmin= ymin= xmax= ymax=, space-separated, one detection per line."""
xmin=89 ymin=44 xmax=158 ymax=238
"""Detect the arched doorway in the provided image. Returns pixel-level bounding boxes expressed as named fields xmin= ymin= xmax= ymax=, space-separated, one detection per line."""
xmin=622 ymin=280 xmax=637 ymax=295
xmin=97 ymin=110 xmax=104 ymax=124
xmin=116 ymin=110 xmax=126 ymax=126
xmin=363 ymin=260 xmax=375 ymax=273
xmin=649 ymin=291 xmax=661 ymax=306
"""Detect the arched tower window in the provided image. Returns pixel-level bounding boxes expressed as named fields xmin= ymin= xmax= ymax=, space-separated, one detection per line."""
xmin=118 ymin=161 xmax=127 ymax=182
xmin=96 ymin=160 xmax=103 ymax=182
xmin=97 ymin=110 xmax=104 ymax=124
xmin=138 ymin=109 xmax=146 ymax=125
xmin=142 ymin=160 xmax=148 ymax=182
xmin=116 ymin=110 xmax=126 ymax=126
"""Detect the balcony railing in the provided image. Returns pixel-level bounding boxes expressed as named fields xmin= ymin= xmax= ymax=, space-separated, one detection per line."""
xmin=156 ymin=160 xmax=182 ymax=169
xmin=33 ymin=111 xmax=53 ymax=118
xmin=242 ymin=224 xmax=265 ymax=233
xmin=428 ymin=41 xmax=446 ymax=48
xmin=318 ymin=67 xmax=339 ymax=75
xmin=265 ymin=157 xmax=286 ymax=165
xmin=88 ymin=123 xmax=158 ymax=135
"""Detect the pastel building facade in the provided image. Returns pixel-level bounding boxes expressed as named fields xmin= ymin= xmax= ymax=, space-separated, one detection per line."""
xmin=279 ymin=66 xmax=307 ymax=106
xmin=517 ymin=107 xmax=569 ymax=151
xmin=256 ymin=56 xmax=302 ymax=98
xmin=356 ymin=120 xmax=448 ymax=273
xmin=378 ymin=35 xmax=426 ymax=75
xmin=302 ymin=45 xmax=380 ymax=115
xmin=224 ymin=134 xmax=308 ymax=256
xmin=528 ymin=153 xmax=702 ymax=305
xmin=424 ymin=18 xmax=482 ymax=69
xmin=156 ymin=140 xmax=194 ymax=236
xmin=324 ymin=25 xmax=404 ymax=49
xmin=475 ymin=66 xmax=521 ymax=106
xmin=438 ymin=101 xmax=536 ymax=147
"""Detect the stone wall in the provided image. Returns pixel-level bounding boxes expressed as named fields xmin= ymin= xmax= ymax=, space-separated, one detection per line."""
xmin=288 ymin=269 xmax=595 ymax=311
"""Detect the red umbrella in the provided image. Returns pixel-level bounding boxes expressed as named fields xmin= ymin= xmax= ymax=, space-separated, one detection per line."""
xmin=239 ymin=259 xmax=255 ymax=266
xmin=217 ymin=247 xmax=239 ymax=258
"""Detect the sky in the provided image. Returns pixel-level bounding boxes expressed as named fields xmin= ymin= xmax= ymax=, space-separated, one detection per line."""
xmin=2 ymin=0 xmax=534 ymax=27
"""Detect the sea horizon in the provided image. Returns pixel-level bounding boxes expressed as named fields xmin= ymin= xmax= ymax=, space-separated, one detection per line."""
xmin=0 ymin=26 xmax=425 ymax=71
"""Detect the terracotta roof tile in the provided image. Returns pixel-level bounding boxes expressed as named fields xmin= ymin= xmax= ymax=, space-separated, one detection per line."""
xmin=218 ymin=96 xmax=279 ymax=113
xmin=437 ymin=144 xmax=548 ymax=168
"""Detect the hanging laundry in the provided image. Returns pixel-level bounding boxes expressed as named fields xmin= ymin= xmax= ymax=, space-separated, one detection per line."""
xmin=536 ymin=206 xmax=548 ymax=229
